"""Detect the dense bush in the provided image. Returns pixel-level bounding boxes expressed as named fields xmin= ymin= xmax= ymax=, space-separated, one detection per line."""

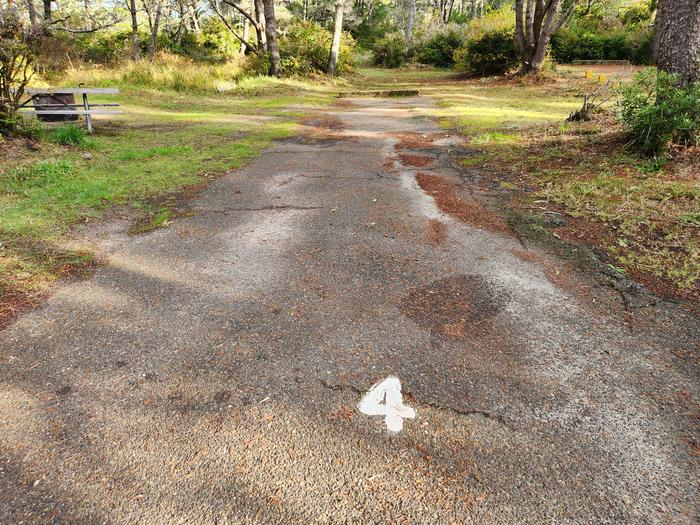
xmin=454 ymin=29 xmax=519 ymax=76
xmin=371 ymin=31 xmax=409 ymax=68
xmin=551 ymin=29 xmax=653 ymax=64
xmin=163 ymin=18 xmax=241 ymax=62
xmin=75 ymin=31 xmax=132 ymax=64
xmin=74 ymin=19 xmax=241 ymax=64
xmin=349 ymin=1 xmax=395 ymax=49
xmin=619 ymin=69 xmax=700 ymax=156
xmin=415 ymin=27 xmax=463 ymax=68
xmin=247 ymin=20 xmax=355 ymax=76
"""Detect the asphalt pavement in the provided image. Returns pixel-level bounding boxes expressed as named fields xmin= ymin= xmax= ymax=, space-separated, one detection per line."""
xmin=1 ymin=96 xmax=698 ymax=524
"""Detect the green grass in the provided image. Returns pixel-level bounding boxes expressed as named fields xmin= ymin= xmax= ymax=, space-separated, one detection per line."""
xmin=49 ymin=124 xmax=96 ymax=148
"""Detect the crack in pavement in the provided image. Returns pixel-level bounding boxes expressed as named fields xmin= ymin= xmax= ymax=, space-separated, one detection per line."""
xmin=203 ymin=204 xmax=323 ymax=214
xmin=319 ymin=380 xmax=510 ymax=428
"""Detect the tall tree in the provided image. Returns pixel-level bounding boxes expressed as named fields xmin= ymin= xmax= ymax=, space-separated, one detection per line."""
xmin=41 ymin=0 xmax=51 ymax=30
xmin=655 ymin=0 xmax=700 ymax=85
xmin=262 ymin=0 xmax=280 ymax=75
xmin=327 ymin=0 xmax=344 ymax=74
xmin=254 ymin=0 xmax=267 ymax=51
xmin=25 ymin=0 xmax=38 ymax=30
xmin=515 ymin=0 xmax=577 ymax=73
xmin=405 ymin=0 xmax=414 ymax=42
xmin=128 ymin=0 xmax=141 ymax=60
xmin=148 ymin=0 xmax=163 ymax=62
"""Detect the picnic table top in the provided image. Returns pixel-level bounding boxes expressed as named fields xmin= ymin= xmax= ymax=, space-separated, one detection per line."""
xmin=25 ymin=87 xmax=120 ymax=95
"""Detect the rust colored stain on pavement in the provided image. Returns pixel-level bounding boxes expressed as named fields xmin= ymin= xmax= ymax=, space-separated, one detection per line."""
xmin=394 ymin=132 xmax=437 ymax=150
xmin=399 ymin=153 xmax=434 ymax=167
xmin=416 ymin=172 xmax=507 ymax=233
xmin=427 ymin=218 xmax=447 ymax=245
xmin=401 ymin=275 xmax=507 ymax=340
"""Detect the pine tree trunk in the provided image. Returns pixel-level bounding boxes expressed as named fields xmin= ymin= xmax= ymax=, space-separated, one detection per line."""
xmin=240 ymin=19 xmax=249 ymax=54
xmin=656 ymin=0 xmax=700 ymax=85
xmin=262 ymin=0 xmax=280 ymax=76
xmin=254 ymin=0 xmax=267 ymax=52
xmin=42 ymin=0 xmax=51 ymax=32
xmin=327 ymin=0 xmax=344 ymax=74
xmin=26 ymin=0 xmax=38 ymax=30
xmin=130 ymin=0 xmax=141 ymax=61
xmin=405 ymin=0 xmax=415 ymax=43
xmin=149 ymin=0 xmax=163 ymax=63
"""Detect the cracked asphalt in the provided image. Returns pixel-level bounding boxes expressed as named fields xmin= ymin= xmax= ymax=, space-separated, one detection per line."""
xmin=1 ymin=97 xmax=698 ymax=524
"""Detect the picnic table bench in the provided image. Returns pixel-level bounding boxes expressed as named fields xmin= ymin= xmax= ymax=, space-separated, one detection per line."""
xmin=18 ymin=87 xmax=122 ymax=133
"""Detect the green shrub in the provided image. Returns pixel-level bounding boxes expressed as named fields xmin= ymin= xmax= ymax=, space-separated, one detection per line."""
xmin=415 ymin=28 xmax=463 ymax=68
xmin=162 ymin=18 xmax=241 ymax=62
xmin=49 ymin=124 xmax=96 ymax=148
xmin=455 ymin=29 xmax=519 ymax=76
xmin=619 ymin=68 xmax=700 ymax=157
xmin=349 ymin=1 xmax=394 ymax=49
xmin=462 ymin=6 xmax=516 ymax=41
xmin=371 ymin=31 xmax=409 ymax=68
xmin=74 ymin=18 xmax=241 ymax=64
xmin=247 ymin=20 xmax=355 ymax=76
xmin=550 ymin=29 xmax=653 ymax=65
xmin=75 ymin=31 xmax=132 ymax=64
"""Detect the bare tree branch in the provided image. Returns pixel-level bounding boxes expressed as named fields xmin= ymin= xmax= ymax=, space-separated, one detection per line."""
xmin=209 ymin=0 xmax=261 ymax=54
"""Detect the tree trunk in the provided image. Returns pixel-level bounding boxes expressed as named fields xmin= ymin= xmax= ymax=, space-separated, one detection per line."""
xmin=262 ymin=0 xmax=280 ymax=76
xmin=254 ymin=0 xmax=267 ymax=51
xmin=515 ymin=0 xmax=576 ymax=74
xmin=327 ymin=0 xmax=344 ymax=74
xmin=26 ymin=0 xmax=38 ymax=30
xmin=405 ymin=0 xmax=415 ymax=42
xmin=83 ymin=0 xmax=92 ymax=30
xmin=42 ymin=0 xmax=51 ymax=31
xmin=129 ymin=0 xmax=141 ymax=60
xmin=240 ymin=18 xmax=249 ymax=54
xmin=655 ymin=0 xmax=700 ymax=85
xmin=149 ymin=0 xmax=162 ymax=62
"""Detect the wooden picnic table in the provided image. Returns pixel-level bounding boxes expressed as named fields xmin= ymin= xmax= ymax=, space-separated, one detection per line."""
xmin=19 ymin=87 xmax=122 ymax=133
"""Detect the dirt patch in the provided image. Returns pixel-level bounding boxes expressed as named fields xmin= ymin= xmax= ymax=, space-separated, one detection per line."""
xmin=427 ymin=219 xmax=447 ymax=245
xmin=416 ymin=173 xmax=507 ymax=233
xmin=299 ymin=115 xmax=349 ymax=144
xmin=301 ymin=116 xmax=344 ymax=130
xmin=400 ymin=274 xmax=508 ymax=341
xmin=399 ymin=153 xmax=435 ymax=168
xmin=394 ymin=132 xmax=437 ymax=150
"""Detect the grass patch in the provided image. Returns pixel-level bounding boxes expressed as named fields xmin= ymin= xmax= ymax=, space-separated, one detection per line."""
xmin=49 ymin=124 xmax=96 ymax=148
xmin=128 ymin=205 xmax=175 ymax=234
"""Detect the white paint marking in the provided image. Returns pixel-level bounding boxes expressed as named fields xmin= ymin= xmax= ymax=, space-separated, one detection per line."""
xmin=358 ymin=376 xmax=416 ymax=432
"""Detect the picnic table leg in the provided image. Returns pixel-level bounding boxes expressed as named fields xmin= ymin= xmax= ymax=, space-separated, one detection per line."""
xmin=82 ymin=93 xmax=93 ymax=133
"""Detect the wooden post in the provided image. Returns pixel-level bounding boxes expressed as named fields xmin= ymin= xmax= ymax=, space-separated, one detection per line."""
xmin=82 ymin=93 xmax=93 ymax=133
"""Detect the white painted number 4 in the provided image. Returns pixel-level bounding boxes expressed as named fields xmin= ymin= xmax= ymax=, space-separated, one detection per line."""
xmin=358 ymin=376 xmax=416 ymax=432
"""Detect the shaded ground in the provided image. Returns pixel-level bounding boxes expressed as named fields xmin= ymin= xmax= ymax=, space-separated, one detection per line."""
xmin=1 ymin=95 xmax=698 ymax=524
